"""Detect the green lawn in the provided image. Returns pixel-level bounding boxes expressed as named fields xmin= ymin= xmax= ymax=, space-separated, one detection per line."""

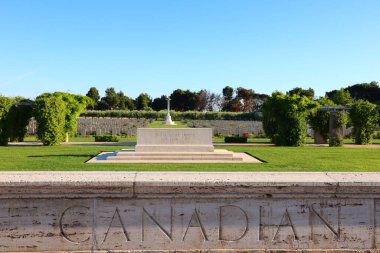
xmin=1 ymin=145 xmax=379 ymax=171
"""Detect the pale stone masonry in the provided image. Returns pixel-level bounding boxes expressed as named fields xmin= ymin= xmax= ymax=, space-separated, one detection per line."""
xmin=26 ymin=117 xmax=152 ymax=136
xmin=26 ymin=117 xmax=267 ymax=137
xmin=135 ymin=128 xmax=214 ymax=152
xmin=0 ymin=172 xmax=380 ymax=252
xmin=88 ymin=128 xmax=260 ymax=163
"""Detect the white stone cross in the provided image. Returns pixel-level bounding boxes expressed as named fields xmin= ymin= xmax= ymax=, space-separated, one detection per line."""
xmin=163 ymin=96 xmax=175 ymax=125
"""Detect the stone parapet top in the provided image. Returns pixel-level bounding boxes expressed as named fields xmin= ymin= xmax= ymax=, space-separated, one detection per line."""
xmin=0 ymin=171 xmax=379 ymax=196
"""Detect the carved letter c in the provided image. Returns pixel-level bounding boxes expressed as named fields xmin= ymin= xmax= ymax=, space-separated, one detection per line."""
xmin=59 ymin=205 xmax=90 ymax=244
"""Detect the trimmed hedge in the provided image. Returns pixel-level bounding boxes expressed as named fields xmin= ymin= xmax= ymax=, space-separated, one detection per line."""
xmin=95 ymin=135 xmax=119 ymax=142
xmin=224 ymin=136 xmax=248 ymax=143
xmin=80 ymin=110 xmax=260 ymax=121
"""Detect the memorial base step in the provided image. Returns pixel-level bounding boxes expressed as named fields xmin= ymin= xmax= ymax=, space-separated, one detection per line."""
xmin=88 ymin=149 xmax=261 ymax=163
xmin=106 ymin=149 xmax=244 ymax=162
xmin=116 ymin=150 xmax=235 ymax=157
xmin=108 ymin=156 xmax=243 ymax=161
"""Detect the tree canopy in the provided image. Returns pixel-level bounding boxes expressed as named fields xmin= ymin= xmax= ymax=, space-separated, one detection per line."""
xmin=85 ymin=87 xmax=100 ymax=109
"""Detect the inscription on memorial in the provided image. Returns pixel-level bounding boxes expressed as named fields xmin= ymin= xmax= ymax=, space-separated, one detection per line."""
xmin=137 ymin=128 xmax=212 ymax=145
xmin=0 ymin=198 xmax=377 ymax=251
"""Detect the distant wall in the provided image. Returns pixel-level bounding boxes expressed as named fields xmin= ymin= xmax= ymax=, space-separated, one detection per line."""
xmin=26 ymin=118 xmax=265 ymax=137
xmin=186 ymin=120 xmax=265 ymax=137
xmin=26 ymin=117 xmax=358 ymax=138
xmin=27 ymin=117 xmax=152 ymax=137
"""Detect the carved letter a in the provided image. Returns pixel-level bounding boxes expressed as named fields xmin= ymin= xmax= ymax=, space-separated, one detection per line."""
xmin=100 ymin=207 xmax=130 ymax=245
xmin=183 ymin=208 xmax=208 ymax=241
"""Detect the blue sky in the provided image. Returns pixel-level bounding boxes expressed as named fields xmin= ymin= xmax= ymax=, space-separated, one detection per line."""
xmin=0 ymin=0 xmax=379 ymax=99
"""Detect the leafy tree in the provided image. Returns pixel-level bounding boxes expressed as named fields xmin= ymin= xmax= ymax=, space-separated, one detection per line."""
xmin=135 ymin=93 xmax=152 ymax=110
xmin=86 ymin=87 xmax=100 ymax=109
xmin=262 ymin=92 xmax=317 ymax=146
xmin=183 ymin=90 xmax=198 ymax=111
xmin=236 ymin=87 xmax=254 ymax=112
xmin=196 ymin=90 xmax=220 ymax=112
xmin=252 ymin=93 xmax=269 ymax=112
xmin=222 ymin=86 xmax=234 ymax=111
xmin=124 ymin=96 xmax=135 ymax=110
xmin=0 ymin=96 xmax=14 ymax=145
xmin=196 ymin=90 xmax=209 ymax=111
xmin=152 ymin=95 xmax=167 ymax=111
xmin=222 ymin=86 xmax=234 ymax=100
xmin=117 ymin=91 xmax=127 ymax=110
xmin=349 ymin=99 xmax=379 ymax=144
xmin=99 ymin=87 xmax=119 ymax=110
xmin=170 ymin=89 xmax=185 ymax=111
xmin=287 ymin=87 xmax=315 ymax=99
xmin=170 ymin=89 xmax=197 ymax=111
xmin=34 ymin=93 xmax=66 ymax=146
xmin=230 ymin=98 xmax=243 ymax=112
xmin=326 ymin=88 xmax=353 ymax=106
xmin=207 ymin=92 xmax=222 ymax=112
xmin=57 ymin=92 xmax=89 ymax=142
xmin=221 ymin=86 xmax=256 ymax=112
xmin=7 ymin=98 xmax=33 ymax=142
xmin=213 ymin=93 xmax=224 ymax=112
xmin=345 ymin=81 xmax=380 ymax=104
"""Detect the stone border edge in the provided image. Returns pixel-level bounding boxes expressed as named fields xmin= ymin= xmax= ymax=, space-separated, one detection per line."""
xmin=0 ymin=172 xmax=379 ymax=196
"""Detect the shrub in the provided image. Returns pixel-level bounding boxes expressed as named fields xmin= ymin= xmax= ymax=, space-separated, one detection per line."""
xmin=6 ymin=99 xmax=33 ymax=142
xmin=329 ymin=111 xmax=348 ymax=147
xmin=0 ymin=96 xmax=14 ymax=145
xmin=349 ymin=99 xmax=379 ymax=144
xmin=34 ymin=93 xmax=66 ymax=146
xmin=224 ymin=136 xmax=247 ymax=143
xmin=308 ymin=97 xmax=335 ymax=143
xmin=213 ymin=132 xmax=224 ymax=138
xmin=262 ymin=92 xmax=317 ymax=146
xmin=57 ymin=92 xmax=89 ymax=142
xmin=34 ymin=92 xmax=89 ymax=145
xmin=95 ymin=135 xmax=119 ymax=142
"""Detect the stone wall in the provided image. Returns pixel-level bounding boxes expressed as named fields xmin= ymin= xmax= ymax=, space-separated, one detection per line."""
xmin=0 ymin=171 xmax=380 ymax=252
xmin=26 ymin=118 xmax=359 ymax=138
xmin=186 ymin=120 xmax=265 ymax=136
xmin=27 ymin=117 xmax=152 ymax=137
xmin=26 ymin=118 xmax=265 ymax=137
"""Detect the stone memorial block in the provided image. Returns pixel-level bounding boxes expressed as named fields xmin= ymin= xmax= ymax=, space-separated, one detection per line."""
xmin=135 ymin=128 xmax=214 ymax=152
xmin=0 ymin=172 xmax=379 ymax=252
